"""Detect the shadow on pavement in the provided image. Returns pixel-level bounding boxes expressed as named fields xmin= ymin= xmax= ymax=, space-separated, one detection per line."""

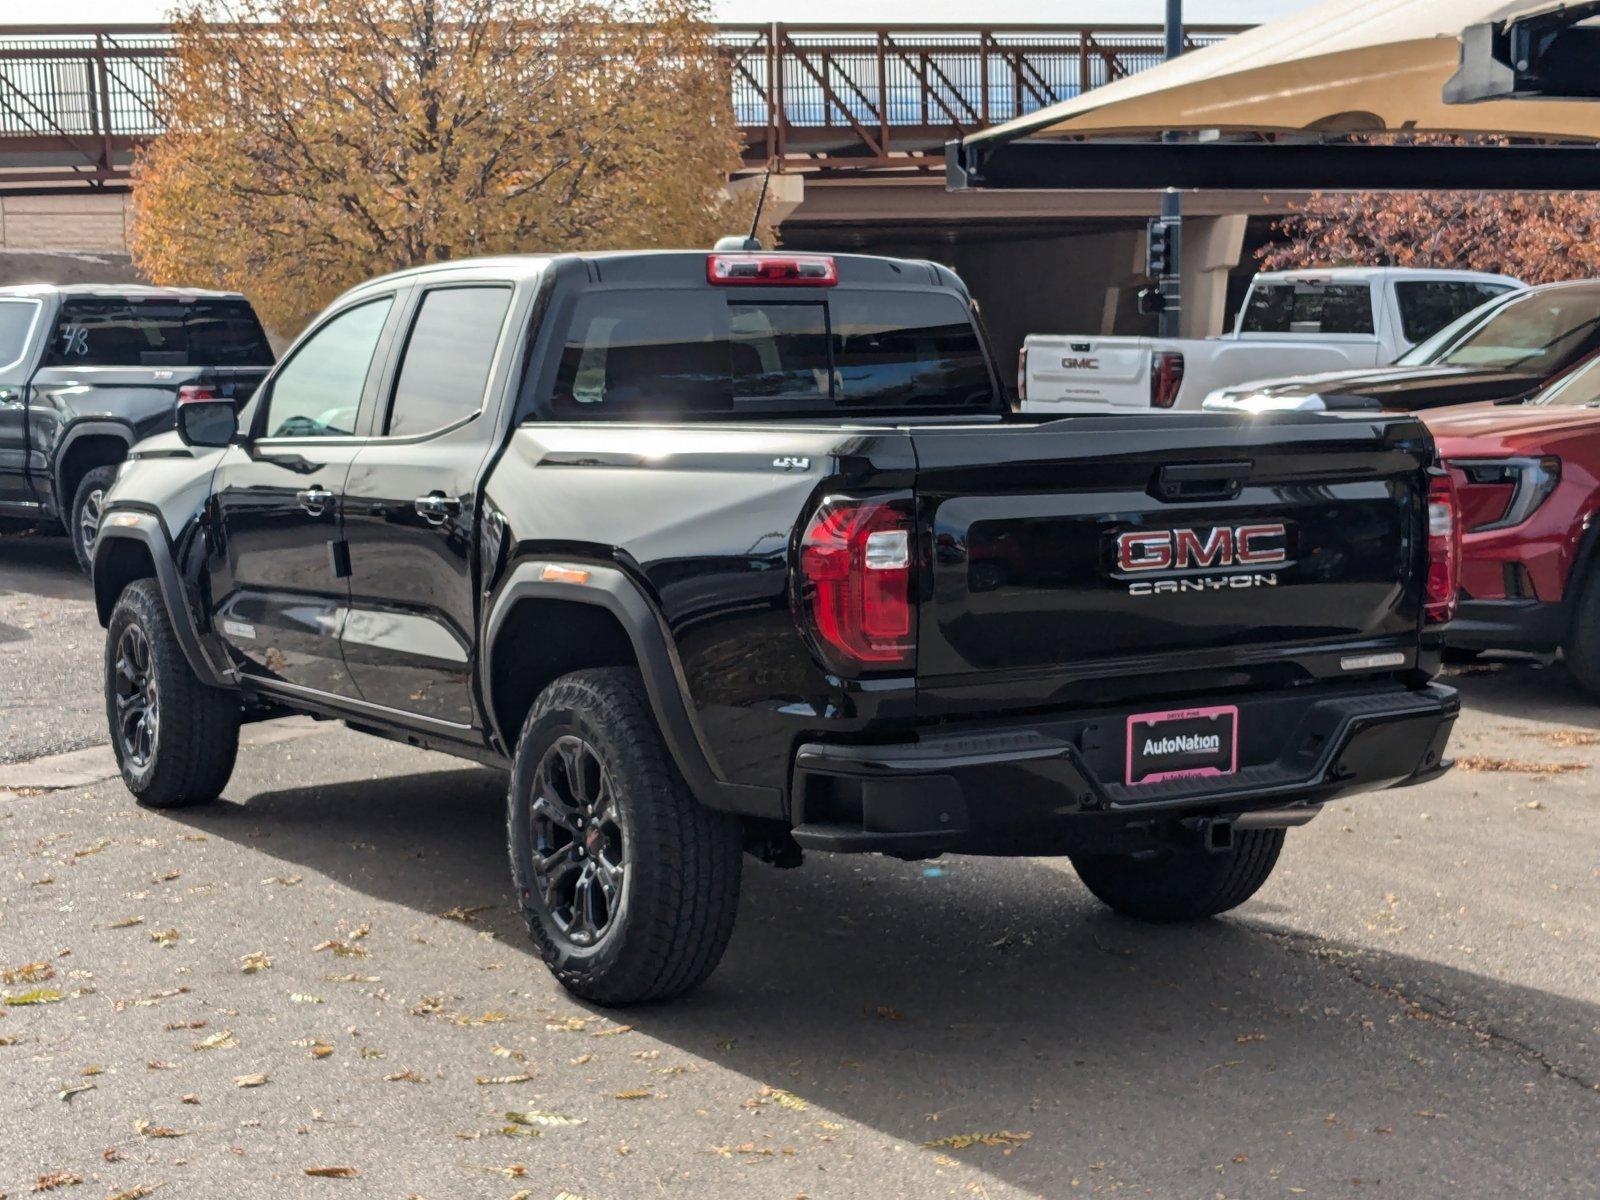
xmin=0 ymin=531 xmax=87 ymax=601
xmin=1444 ymin=655 xmax=1600 ymax=728
xmin=167 ymin=759 xmax=1600 ymax=1198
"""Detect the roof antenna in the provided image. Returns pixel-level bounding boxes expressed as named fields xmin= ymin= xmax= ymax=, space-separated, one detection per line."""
xmin=714 ymin=165 xmax=771 ymax=252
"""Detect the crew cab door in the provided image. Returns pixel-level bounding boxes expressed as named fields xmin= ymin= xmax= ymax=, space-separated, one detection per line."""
xmin=207 ymin=294 xmax=399 ymax=697
xmin=0 ymin=297 xmax=44 ymax=510
xmin=339 ymin=283 xmax=514 ymax=727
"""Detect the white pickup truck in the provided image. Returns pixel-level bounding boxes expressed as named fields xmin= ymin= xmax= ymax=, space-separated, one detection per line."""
xmin=1019 ymin=267 xmax=1523 ymax=413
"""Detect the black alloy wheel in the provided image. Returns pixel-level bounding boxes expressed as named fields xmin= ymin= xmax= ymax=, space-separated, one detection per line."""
xmin=529 ymin=734 xmax=628 ymax=948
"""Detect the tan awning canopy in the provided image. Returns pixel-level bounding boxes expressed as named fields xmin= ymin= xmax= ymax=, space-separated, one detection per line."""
xmin=967 ymin=0 xmax=1600 ymax=146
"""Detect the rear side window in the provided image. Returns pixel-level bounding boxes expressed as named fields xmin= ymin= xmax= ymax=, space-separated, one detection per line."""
xmin=549 ymin=288 xmax=994 ymax=417
xmin=386 ymin=286 xmax=512 ymax=437
xmin=1427 ymin=286 xmax=1600 ymax=372
xmin=0 ymin=299 xmax=39 ymax=369
xmin=43 ymin=297 xmax=274 ymax=368
xmin=1394 ymin=281 xmax=1516 ymax=344
xmin=1240 ymin=283 xmax=1375 ymax=335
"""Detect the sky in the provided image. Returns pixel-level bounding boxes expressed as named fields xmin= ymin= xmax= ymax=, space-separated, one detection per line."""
xmin=40 ymin=0 xmax=1307 ymax=26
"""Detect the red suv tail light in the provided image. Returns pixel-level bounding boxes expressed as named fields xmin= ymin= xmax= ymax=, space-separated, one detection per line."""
xmin=1150 ymin=350 xmax=1185 ymax=408
xmin=707 ymin=254 xmax=837 ymax=287
xmin=798 ymin=496 xmax=915 ymax=673
xmin=1425 ymin=472 xmax=1461 ymax=625
xmin=177 ymin=384 xmax=218 ymax=403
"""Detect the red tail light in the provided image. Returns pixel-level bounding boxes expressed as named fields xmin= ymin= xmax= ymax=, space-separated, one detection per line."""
xmin=177 ymin=384 xmax=218 ymax=403
xmin=1150 ymin=350 xmax=1185 ymax=408
xmin=707 ymin=254 xmax=837 ymax=287
xmin=1425 ymin=473 xmax=1461 ymax=625
xmin=798 ymin=496 xmax=915 ymax=672
xmin=1017 ymin=346 xmax=1029 ymax=401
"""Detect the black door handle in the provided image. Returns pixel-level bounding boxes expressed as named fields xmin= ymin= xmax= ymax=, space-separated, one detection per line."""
xmin=295 ymin=486 xmax=333 ymax=516
xmin=414 ymin=493 xmax=461 ymax=525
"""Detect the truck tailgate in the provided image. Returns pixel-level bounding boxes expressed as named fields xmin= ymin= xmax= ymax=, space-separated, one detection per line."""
xmin=911 ymin=413 xmax=1431 ymax=717
xmin=1025 ymin=338 xmax=1150 ymax=407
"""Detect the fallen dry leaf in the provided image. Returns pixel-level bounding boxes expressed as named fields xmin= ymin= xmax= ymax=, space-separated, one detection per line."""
xmin=385 ymin=1069 xmax=426 ymax=1084
xmin=439 ymin=905 xmax=494 ymax=923
xmin=476 ymin=1073 xmax=535 ymax=1086
xmin=3 ymin=961 xmax=53 ymax=985
xmin=4 ymin=988 xmax=62 ymax=1006
xmin=58 ymin=1082 xmax=95 ymax=1103
xmin=106 ymin=1187 xmax=162 ymax=1200
xmin=134 ymin=1119 xmax=186 ymax=1139
xmin=612 ymin=1089 xmax=652 ymax=1101
xmin=261 ymin=875 xmax=301 ymax=886
xmin=32 ymin=1169 xmax=83 ymax=1191
xmin=309 ymin=1042 xmax=334 ymax=1059
xmin=303 ymin=1166 xmax=359 ymax=1179
xmin=194 ymin=1031 xmax=236 ymax=1051
xmin=234 ymin=1073 xmax=269 ymax=1088
xmin=312 ymin=940 xmax=368 ymax=959
xmin=240 ymin=952 xmax=271 ymax=974
xmin=923 ymin=1130 xmax=1033 ymax=1151
xmin=590 ymin=1024 xmax=633 ymax=1038
xmin=181 ymin=1094 xmax=199 ymax=1105
xmin=107 ymin=917 xmax=145 ymax=930
xmin=504 ymin=1110 xmax=586 ymax=1128
xmin=1455 ymin=756 xmax=1588 ymax=775
xmin=545 ymin=1015 xmax=589 ymax=1032
xmin=1521 ymin=728 xmax=1600 ymax=747
xmin=290 ymin=993 xmax=325 ymax=1005
xmin=148 ymin=929 xmax=180 ymax=948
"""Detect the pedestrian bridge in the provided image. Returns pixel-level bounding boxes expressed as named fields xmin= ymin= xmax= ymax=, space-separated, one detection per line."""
xmin=0 ymin=21 xmax=1240 ymax=191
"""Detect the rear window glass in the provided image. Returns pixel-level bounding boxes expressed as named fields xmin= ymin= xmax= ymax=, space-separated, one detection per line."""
xmin=0 ymin=299 xmax=38 ymax=368
xmin=549 ymin=288 xmax=995 ymax=417
xmin=1239 ymin=283 xmax=1375 ymax=335
xmin=44 ymin=297 xmax=274 ymax=368
xmin=1394 ymin=281 xmax=1516 ymax=344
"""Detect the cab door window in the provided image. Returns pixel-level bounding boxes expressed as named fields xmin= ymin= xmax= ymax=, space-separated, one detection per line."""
xmin=384 ymin=286 xmax=512 ymax=437
xmin=260 ymin=297 xmax=393 ymax=439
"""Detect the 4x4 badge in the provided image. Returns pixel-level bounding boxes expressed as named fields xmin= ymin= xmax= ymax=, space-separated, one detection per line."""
xmin=772 ymin=456 xmax=810 ymax=471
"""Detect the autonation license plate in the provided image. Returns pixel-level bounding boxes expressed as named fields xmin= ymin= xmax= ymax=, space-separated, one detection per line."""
xmin=1125 ymin=705 xmax=1238 ymax=786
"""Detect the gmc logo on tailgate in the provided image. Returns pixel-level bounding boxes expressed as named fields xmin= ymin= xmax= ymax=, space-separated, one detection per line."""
xmin=1116 ymin=523 xmax=1288 ymax=574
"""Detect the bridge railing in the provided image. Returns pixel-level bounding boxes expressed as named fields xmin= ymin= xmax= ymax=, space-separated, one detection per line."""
xmin=0 ymin=21 xmax=1243 ymax=188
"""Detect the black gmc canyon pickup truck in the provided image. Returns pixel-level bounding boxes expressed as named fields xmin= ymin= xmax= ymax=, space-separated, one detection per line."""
xmin=0 ymin=284 xmax=273 ymax=570
xmin=92 ymin=251 xmax=1461 ymax=1005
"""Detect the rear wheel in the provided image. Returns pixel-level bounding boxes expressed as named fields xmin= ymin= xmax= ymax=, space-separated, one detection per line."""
xmin=1564 ymin=560 xmax=1600 ymax=701
xmin=1070 ymin=828 xmax=1285 ymax=922
xmin=105 ymin=578 xmax=240 ymax=808
xmin=71 ymin=464 xmax=119 ymax=574
xmin=507 ymin=667 xmax=743 ymax=1005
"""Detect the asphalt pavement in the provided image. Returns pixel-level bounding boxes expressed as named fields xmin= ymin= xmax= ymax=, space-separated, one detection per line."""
xmin=1 ymin=531 xmax=1597 ymax=1199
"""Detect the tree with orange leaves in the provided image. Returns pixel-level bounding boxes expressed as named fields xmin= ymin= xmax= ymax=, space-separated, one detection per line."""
xmin=132 ymin=0 xmax=747 ymax=335
xmin=1261 ymin=190 xmax=1600 ymax=285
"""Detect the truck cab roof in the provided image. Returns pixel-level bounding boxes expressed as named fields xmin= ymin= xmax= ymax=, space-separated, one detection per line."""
xmin=0 ymin=282 xmax=250 ymax=302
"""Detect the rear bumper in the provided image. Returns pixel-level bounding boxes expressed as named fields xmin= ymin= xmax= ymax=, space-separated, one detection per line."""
xmin=1447 ymin=599 xmax=1567 ymax=653
xmin=790 ymin=681 xmax=1457 ymax=856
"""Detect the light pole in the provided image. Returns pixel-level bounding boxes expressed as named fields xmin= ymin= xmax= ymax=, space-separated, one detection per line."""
xmin=1157 ymin=0 xmax=1184 ymax=337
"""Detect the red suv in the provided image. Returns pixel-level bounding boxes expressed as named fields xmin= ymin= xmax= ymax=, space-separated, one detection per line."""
xmin=1424 ymin=355 xmax=1600 ymax=693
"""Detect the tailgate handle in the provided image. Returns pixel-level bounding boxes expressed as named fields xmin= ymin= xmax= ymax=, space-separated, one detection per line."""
xmin=1153 ymin=461 xmax=1251 ymax=502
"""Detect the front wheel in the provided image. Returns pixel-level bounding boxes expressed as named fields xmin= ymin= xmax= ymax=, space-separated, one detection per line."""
xmin=105 ymin=579 xmax=240 ymax=808
xmin=507 ymin=667 xmax=743 ymax=1005
xmin=71 ymin=464 xmax=119 ymax=574
xmin=1070 ymin=828 xmax=1285 ymax=922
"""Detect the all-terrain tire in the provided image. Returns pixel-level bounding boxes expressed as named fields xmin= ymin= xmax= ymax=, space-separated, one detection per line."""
xmin=1070 ymin=828 xmax=1286 ymax=922
xmin=507 ymin=667 xmax=743 ymax=1005
xmin=71 ymin=464 xmax=119 ymax=574
xmin=1564 ymin=559 xmax=1600 ymax=701
xmin=105 ymin=578 xmax=240 ymax=808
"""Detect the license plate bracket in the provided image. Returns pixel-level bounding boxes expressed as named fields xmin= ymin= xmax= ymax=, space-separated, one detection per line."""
xmin=1125 ymin=705 xmax=1238 ymax=786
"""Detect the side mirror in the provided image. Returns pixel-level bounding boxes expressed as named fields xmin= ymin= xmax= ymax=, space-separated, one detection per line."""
xmin=176 ymin=399 xmax=239 ymax=448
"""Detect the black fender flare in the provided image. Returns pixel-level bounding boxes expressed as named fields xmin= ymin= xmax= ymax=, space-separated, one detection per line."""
xmin=481 ymin=560 xmax=781 ymax=820
xmin=92 ymin=511 xmax=238 ymax=691
xmin=52 ymin=420 xmax=135 ymax=516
